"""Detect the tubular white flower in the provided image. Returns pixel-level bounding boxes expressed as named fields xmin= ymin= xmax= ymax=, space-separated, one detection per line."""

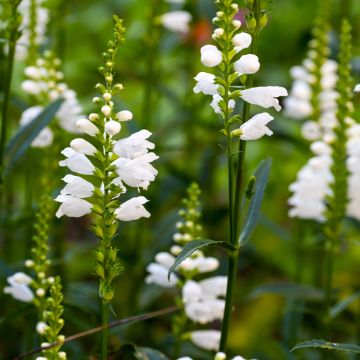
xmin=55 ymin=195 xmax=92 ymax=218
xmin=232 ymin=32 xmax=252 ymax=52
xmin=200 ymin=45 xmax=222 ymax=67
xmin=76 ymin=119 xmax=99 ymax=136
xmin=240 ymin=86 xmax=288 ymax=111
xmin=234 ymin=112 xmax=273 ymax=140
xmin=36 ymin=321 xmax=48 ymax=335
xmin=60 ymin=175 xmax=94 ymax=198
xmin=19 ymin=106 xmax=54 ymax=148
xmin=182 ymin=280 xmax=202 ymax=304
xmin=70 ymin=138 xmax=97 ymax=156
xmin=115 ymin=196 xmax=151 ymax=221
xmin=301 ymin=121 xmax=322 ymax=141
xmin=210 ymin=94 xmax=235 ymax=114
xmin=155 ymin=252 xmax=175 ymax=269
xmin=193 ymin=72 xmax=219 ymax=95
xmin=4 ymin=272 xmax=34 ymax=303
xmin=234 ymin=54 xmax=260 ymax=76
xmin=161 ymin=11 xmax=192 ymax=34
xmin=190 ymin=330 xmax=221 ymax=351
xmin=113 ymin=130 xmax=155 ymax=159
xmin=59 ymin=148 xmax=95 ymax=175
xmin=354 ymin=84 xmax=360 ymax=92
xmin=199 ymin=276 xmax=227 ymax=299
xmin=113 ymin=152 xmax=158 ymax=190
xmin=185 ymin=299 xmax=225 ymax=323
xmin=145 ymin=263 xmax=178 ymax=287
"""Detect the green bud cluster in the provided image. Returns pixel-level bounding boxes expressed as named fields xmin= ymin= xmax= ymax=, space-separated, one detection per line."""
xmin=174 ymin=182 xmax=203 ymax=245
xmin=40 ymin=277 xmax=66 ymax=360
xmin=325 ymin=19 xmax=353 ymax=232
xmin=4 ymin=0 xmax=22 ymax=45
xmin=244 ymin=0 xmax=269 ymax=33
xmin=308 ymin=1 xmax=332 ymax=122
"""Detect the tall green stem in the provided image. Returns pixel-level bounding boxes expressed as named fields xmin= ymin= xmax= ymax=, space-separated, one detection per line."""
xmin=219 ymin=0 xmax=261 ymax=352
xmin=101 ymin=302 xmax=109 ymax=360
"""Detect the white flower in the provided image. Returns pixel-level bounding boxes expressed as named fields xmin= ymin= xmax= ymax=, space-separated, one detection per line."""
xmin=105 ymin=120 xmax=121 ymax=136
xmin=19 ymin=106 xmax=54 ymax=148
xmin=4 ymin=272 xmax=34 ymax=303
xmin=190 ymin=330 xmax=221 ymax=351
xmin=194 ymin=256 xmax=219 ymax=272
xmin=284 ymin=97 xmax=312 ymax=119
xmin=200 ymin=45 xmax=222 ymax=67
xmin=145 ymin=263 xmax=178 ymax=287
xmin=210 ymin=94 xmax=235 ymax=114
xmin=232 ymin=32 xmax=252 ymax=52
xmin=193 ymin=72 xmax=218 ymax=95
xmin=60 ymin=175 xmax=94 ymax=198
xmin=70 ymin=138 xmax=97 ymax=156
xmin=240 ymin=86 xmax=288 ymax=111
xmin=301 ymin=121 xmax=322 ymax=141
xmin=59 ymin=148 xmax=95 ymax=175
xmin=113 ymin=130 xmax=155 ymax=159
xmin=182 ymin=280 xmax=202 ymax=304
xmin=354 ymin=84 xmax=360 ymax=92
xmin=55 ymin=195 xmax=92 ymax=218
xmin=199 ymin=276 xmax=227 ymax=299
xmin=76 ymin=119 xmax=99 ymax=136
xmin=161 ymin=11 xmax=192 ymax=34
xmin=36 ymin=321 xmax=48 ymax=335
xmin=155 ymin=252 xmax=175 ymax=269
xmin=56 ymin=89 xmax=83 ymax=133
xmin=116 ymin=110 xmax=133 ymax=121
xmin=234 ymin=112 xmax=273 ymax=140
xmin=234 ymin=54 xmax=260 ymax=75
xmin=115 ymin=196 xmax=151 ymax=221
xmin=185 ymin=299 xmax=225 ymax=323
xmin=113 ymin=152 xmax=158 ymax=190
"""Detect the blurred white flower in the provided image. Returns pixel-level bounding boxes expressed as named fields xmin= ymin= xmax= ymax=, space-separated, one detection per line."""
xmin=4 ymin=272 xmax=34 ymax=302
xmin=161 ymin=11 xmax=192 ymax=34
xmin=190 ymin=330 xmax=221 ymax=351
xmin=145 ymin=263 xmax=178 ymax=288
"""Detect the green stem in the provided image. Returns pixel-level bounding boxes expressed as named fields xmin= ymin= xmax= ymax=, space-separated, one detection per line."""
xmin=101 ymin=302 xmax=109 ymax=360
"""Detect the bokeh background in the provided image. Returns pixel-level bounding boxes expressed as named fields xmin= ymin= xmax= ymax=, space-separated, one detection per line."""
xmin=1 ymin=0 xmax=360 ymax=359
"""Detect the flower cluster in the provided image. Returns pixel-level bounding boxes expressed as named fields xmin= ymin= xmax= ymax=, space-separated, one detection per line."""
xmin=146 ymin=183 xmax=227 ymax=352
xmin=56 ymin=17 xmax=158 ymax=302
xmin=178 ymin=351 xmax=257 ymax=360
xmin=160 ymin=0 xmax=192 ymax=35
xmin=20 ymin=51 xmax=84 ymax=147
xmin=289 ymin=21 xmax=360 ymax=223
xmin=15 ymin=0 xmax=49 ymax=61
xmin=193 ymin=5 xmax=287 ymax=141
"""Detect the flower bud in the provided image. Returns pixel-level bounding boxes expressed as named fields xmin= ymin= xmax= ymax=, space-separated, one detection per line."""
xmin=213 ymin=28 xmax=224 ymax=38
xmin=76 ymin=119 xmax=99 ymax=136
xmin=116 ymin=110 xmax=133 ymax=121
xmin=25 ymin=259 xmax=34 ymax=267
xmin=232 ymin=20 xmax=241 ymax=29
xmin=200 ymin=45 xmax=222 ymax=67
xmin=103 ymin=92 xmax=112 ymax=101
xmin=89 ymin=113 xmax=99 ymax=121
xmin=70 ymin=138 xmax=97 ymax=156
xmin=105 ymin=119 xmax=121 ymax=136
xmin=36 ymin=288 xmax=45 ymax=297
xmin=101 ymin=105 xmax=112 ymax=116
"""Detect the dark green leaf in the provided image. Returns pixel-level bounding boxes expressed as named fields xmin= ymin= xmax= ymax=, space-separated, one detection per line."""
xmin=249 ymin=283 xmax=324 ymax=301
xmin=291 ymin=340 xmax=360 ymax=354
xmin=239 ymin=158 xmax=272 ymax=246
xmin=3 ymin=98 xmax=63 ymax=177
xmin=168 ymin=239 xmax=238 ymax=279
xmin=117 ymin=344 xmax=170 ymax=359
xmin=330 ymin=291 xmax=360 ymax=319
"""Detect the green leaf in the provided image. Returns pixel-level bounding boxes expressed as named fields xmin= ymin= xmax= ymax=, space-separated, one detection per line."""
xmin=239 ymin=158 xmax=272 ymax=246
xmin=168 ymin=239 xmax=238 ymax=280
xmin=3 ymin=98 xmax=63 ymax=177
xmin=117 ymin=344 xmax=170 ymax=359
xmin=249 ymin=283 xmax=324 ymax=301
xmin=330 ymin=291 xmax=360 ymax=319
xmin=291 ymin=340 xmax=360 ymax=354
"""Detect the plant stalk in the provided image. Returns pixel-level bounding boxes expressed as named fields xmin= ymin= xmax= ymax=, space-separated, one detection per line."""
xmin=101 ymin=302 xmax=109 ymax=360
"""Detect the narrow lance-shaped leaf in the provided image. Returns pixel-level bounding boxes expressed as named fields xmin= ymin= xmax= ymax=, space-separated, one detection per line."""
xmin=291 ymin=340 xmax=360 ymax=354
xmin=238 ymin=157 xmax=272 ymax=246
xmin=330 ymin=291 xmax=360 ymax=319
xmin=3 ymin=97 xmax=63 ymax=177
xmin=168 ymin=239 xmax=238 ymax=280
